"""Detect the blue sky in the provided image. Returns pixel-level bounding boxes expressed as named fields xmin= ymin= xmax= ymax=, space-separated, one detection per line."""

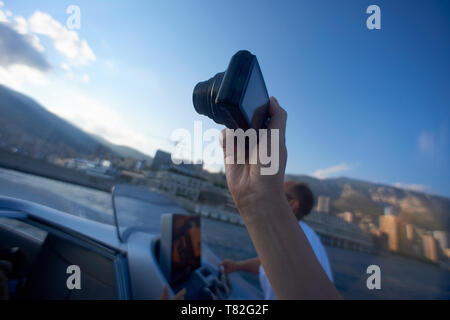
xmin=0 ymin=0 xmax=449 ymax=197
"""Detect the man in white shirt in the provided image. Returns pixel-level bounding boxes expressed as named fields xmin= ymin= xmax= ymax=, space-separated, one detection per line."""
xmin=221 ymin=182 xmax=333 ymax=300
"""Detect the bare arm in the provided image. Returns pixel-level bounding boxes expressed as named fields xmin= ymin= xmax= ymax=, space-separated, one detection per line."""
xmin=237 ymin=257 xmax=261 ymax=273
xmin=222 ymin=257 xmax=261 ymax=274
xmin=239 ymin=193 xmax=341 ymax=299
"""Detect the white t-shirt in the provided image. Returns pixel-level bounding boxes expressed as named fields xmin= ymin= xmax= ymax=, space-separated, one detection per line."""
xmin=258 ymin=221 xmax=334 ymax=300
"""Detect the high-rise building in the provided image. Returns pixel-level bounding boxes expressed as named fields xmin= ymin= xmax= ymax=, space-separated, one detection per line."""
xmin=151 ymin=150 xmax=172 ymax=171
xmin=379 ymin=215 xmax=400 ymax=252
xmin=405 ymin=224 xmax=416 ymax=242
xmin=384 ymin=206 xmax=394 ymax=216
xmin=338 ymin=211 xmax=354 ymax=223
xmin=371 ymin=229 xmax=389 ymax=251
xmin=444 ymin=248 xmax=450 ymax=259
xmin=384 ymin=206 xmax=399 ymax=217
xmin=421 ymin=234 xmax=438 ymax=262
xmin=317 ymin=196 xmax=330 ymax=213
xmin=432 ymin=231 xmax=449 ymax=251
xmin=379 ymin=215 xmax=408 ymax=253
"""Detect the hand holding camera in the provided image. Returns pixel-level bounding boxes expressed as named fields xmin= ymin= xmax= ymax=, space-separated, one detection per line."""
xmin=193 ymin=51 xmax=288 ymax=213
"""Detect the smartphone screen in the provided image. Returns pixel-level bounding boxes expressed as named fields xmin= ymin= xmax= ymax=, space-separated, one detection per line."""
xmin=170 ymin=215 xmax=201 ymax=286
xmin=240 ymin=61 xmax=270 ymax=129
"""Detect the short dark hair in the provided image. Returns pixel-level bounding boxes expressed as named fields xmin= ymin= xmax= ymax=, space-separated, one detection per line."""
xmin=286 ymin=183 xmax=314 ymax=220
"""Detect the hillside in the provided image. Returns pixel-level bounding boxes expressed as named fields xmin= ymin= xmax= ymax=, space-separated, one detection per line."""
xmin=286 ymin=174 xmax=450 ymax=231
xmin=91 ymin=134 xmax=153 ymax=161
xmin=0 ymin=84 xmax=151 ymax=161
xmin=0 ymin=84 xmax=107 ymax=156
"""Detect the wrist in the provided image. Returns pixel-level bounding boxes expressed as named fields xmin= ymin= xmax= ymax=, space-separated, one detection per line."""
xmin=236 ymin=187 xmax=288 ymax=220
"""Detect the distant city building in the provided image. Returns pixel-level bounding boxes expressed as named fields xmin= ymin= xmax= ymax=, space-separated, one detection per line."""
xmin=198 ymin=190 xmax=237 ymax=213
xmin=384 ymin=206 xmax=395 ymax=216
xmin=371 ymin=229 xmax=389 ymax=251
xmin=376 ymin=216 xmax=442 ymax=262
xmin=171 ymin=162 xmax=204 ymax=177
xmin=304 ymin=211 xmax=374 ymax=253
xmin=119 ymin=170 xmax=146 ymax=183
xmin=152 ymin=170 xmax=203 ymax=200
xmin=403 ymin=224 xmax=424 ymax=258
xmin=405 ymin=224 xmax=416 ymax=242
xmin=198 ymin=190 xmax=227 ymax=206
xmin=193 ymin=203 xmax=244 ymax=226
xmin=338 ymin=211 xmax=354 ymax=223
xmin=135 ymin=160 xmax=144 ymax=171
xmin=151 ymin=149 xmax=205 ymax=178
xmin=204 ymin=171 xmax=227 ymax=188
xmin=379 ymin=215 xmax=407 ymax=252
xmin=316 ymin=196 xmax=330 ymax=213
xmin=358 ymin=215 xmax=376 ymax=233
xmin=421 ymin=234 xmax=438 ymax=262
xmin=432 ymin=231 xmax=449 ymax=251
xmin=66 ymin=158 xmax=116 ymax=179
xmin=444 ymin=248 xmax=450 ymax=259
xmin=151 ymin=150 xmax=172 ymax=171
xmin=150 ymin=170 xmax=224 ymax=201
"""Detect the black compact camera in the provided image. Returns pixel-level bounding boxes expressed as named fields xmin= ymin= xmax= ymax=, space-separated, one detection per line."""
xmin=193 ymin=50 xmax=270 ymax=130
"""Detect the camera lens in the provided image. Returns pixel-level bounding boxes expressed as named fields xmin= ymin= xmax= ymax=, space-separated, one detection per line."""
xmin=193 ymin=72 xmax=230 ymax=126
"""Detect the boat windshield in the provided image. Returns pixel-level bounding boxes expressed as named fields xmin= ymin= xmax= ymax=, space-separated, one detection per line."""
xmin=111 ymin=185 xmax=187 ymax=242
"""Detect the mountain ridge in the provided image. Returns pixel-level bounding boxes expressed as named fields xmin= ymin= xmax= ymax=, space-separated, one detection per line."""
xmin=0 ymin=84 xmax=152 ymax=161
xmin=286 ymin=174 xmax=450 ymax=231
xmin=91 ymin=133 xmax=152 ymax=161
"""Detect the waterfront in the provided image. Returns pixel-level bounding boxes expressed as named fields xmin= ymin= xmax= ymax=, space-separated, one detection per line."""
xmin=0 ymin=167 xmax=448 ymax=299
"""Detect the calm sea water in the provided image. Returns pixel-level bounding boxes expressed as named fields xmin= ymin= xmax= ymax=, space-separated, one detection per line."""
xmin=0 ymin=168 xmax=448 ymax=299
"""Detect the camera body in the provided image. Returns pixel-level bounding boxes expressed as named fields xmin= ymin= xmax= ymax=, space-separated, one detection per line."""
xmin=193 ymin=50 xmax=270 ymax=130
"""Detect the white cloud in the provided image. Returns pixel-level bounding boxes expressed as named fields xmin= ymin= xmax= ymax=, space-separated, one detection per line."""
xmin=418 ymin=131 xmax=434 ymax=154
xmin=0 ymin=64 xmax=49 ymax=91
xmin=0 ymin=1 xmax=4 ymax=7
xmin=64 ymin=71 xmax=74 ymax=80
xmin=0 ymin=9 xmax=8 ymax=23
xmin=7 ymin=15 xmax=45 ymax=52
xmin=0 ymin=20 xmax=50 ymax=90
xmin=61 ymin=63 xmax=71 ymax=71
xmin=0 ymin=6 xmax=96 ymax=91
xmin=28 ymin=10 xmax=95 ymax=65
xmin=12 ymin=16 xmax=27 ymax=34
xmin=82 ymin=73 xmax=90 ymax=83
xmin=312 ymin=163 xmax=350 ymax=179
xmin=393 ymin=182 xmax=431 ymax=193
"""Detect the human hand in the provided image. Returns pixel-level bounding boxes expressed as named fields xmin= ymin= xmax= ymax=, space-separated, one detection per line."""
xmin=221 ymin=96 xmax=288 ymax=216
xmin=220 ymin=259 xmax=240 ymax=274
